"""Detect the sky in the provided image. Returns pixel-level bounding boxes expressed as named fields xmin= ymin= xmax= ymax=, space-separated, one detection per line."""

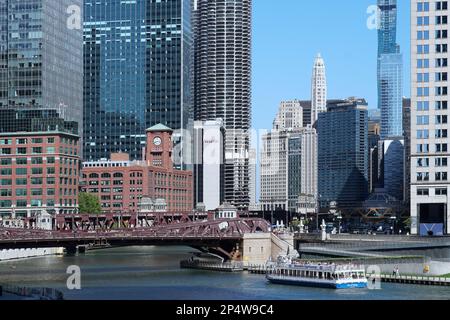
xmin=252 ymin=0 xmax=411 ymax=131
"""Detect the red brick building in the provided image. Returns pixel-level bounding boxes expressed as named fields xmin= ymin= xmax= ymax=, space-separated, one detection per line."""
xmin=81 ymin=124 xmax=193 ymax=213
xmin=0 ymin=131 xmax=80 ymax=218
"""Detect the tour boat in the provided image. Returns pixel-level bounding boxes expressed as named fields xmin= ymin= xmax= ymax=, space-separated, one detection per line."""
xmin=266 ymin=257 xmax=368 ymax=289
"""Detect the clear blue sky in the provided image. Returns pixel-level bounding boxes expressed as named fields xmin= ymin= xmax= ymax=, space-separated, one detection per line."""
xmin=252 ymin=0 xmax=411 ymax=131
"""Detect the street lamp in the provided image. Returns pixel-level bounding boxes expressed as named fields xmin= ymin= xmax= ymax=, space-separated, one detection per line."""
xmin=337 ymin=214 xmax=342 ymax=234
xmin=390 ymin=215 xmax=397 ymax=235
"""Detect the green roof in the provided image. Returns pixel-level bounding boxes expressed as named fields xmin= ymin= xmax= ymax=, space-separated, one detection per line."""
xmin=146 ymin=124 xmax=173 ymax=132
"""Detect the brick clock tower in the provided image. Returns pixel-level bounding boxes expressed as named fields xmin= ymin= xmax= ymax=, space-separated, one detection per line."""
xmin=146 ymin=124 xmax=174 ymax=170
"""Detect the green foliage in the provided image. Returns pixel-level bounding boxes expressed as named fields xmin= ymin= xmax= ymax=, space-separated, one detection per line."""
xmin=78 ymin=192 xmax=102 ymax=214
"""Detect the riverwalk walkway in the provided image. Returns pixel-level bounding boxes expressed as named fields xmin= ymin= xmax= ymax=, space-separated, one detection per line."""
xmin=376 ymin=274 xmax=450 ymax=286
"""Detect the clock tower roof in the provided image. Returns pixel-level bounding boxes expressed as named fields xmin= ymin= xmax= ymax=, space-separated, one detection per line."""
xmin=146 ymin=124 xmax=173 ymax=133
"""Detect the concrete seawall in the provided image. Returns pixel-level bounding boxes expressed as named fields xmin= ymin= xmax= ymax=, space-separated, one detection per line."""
xmin=0 ymin=248 xmax=64 ymax=261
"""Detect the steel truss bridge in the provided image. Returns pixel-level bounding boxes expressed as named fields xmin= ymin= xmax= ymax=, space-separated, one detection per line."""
xmin=0 ymin=214 xmax=270 ymax=260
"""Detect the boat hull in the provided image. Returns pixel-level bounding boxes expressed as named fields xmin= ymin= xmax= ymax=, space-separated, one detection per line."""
xmin=267 ymin=277 xmax=367 ymax=289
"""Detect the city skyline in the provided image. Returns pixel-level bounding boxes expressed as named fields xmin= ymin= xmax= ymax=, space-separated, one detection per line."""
xmin=252 ymin=0 xmax=411 ymax=132
xmin=0 ymin=0 xmax=449 ymax=303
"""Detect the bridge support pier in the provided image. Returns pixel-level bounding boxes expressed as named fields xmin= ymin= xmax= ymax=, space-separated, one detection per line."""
xmin=65 ymin=246 xmax=78 ymax=256
xmin=241 ymin=233 xmax=297 ymax=266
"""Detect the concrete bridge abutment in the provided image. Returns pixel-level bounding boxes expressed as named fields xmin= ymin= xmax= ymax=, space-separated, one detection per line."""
xmin=241 ymin=233 xmax=297 ymax=266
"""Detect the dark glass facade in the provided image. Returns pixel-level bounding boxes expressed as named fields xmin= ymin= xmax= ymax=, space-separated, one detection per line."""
xmin=0 ymin=0 xmax=83 ymax=135
xmin=288 ymin=135 xmax=301 ymax=212
xmin=318 ymin=99 xmax=369 ymax=208
xmin=83 ymin=0 xmax=192 ymax=162
xmin=0 ymin=109 xmax=78 ymax=135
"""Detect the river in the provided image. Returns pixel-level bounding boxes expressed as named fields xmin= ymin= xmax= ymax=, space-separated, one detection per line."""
xmin=0 ymin=246 xmax=449 ymax=300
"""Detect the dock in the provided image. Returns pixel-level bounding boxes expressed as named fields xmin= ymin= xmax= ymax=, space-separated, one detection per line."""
xmin=180 ymin=260 xmax=244 ymax=272
xmin=376 ymin=274 xmax=450 ymax=286
xmin=246 ymin=264 xmax=269 ymax=274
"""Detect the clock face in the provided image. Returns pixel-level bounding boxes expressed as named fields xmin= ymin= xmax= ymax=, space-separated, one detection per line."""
xmin=153 ymin=136 xmax=162 ymax=146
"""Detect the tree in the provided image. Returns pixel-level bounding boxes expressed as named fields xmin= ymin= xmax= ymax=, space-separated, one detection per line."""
xmin=78 ymin=193 xmax=102 ymax=214
xmin=402 ymin=217 xmax=412 ymax=233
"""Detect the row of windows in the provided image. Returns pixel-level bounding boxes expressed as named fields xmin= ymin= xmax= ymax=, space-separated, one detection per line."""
xmin=417 ymin=30 xmax=448 ymax=40
xmin=417 ymin=157 xmax=449 ymax=168
xmin=84 ymin=172 xmax=124 ymax=179
xmin=0 ymin=146 xmax=77 ymax=156
xmin=417 ymin=172 xmax=448 ymax=181
xmin=0 ymin=167 xmax=56 ymax=175
xmin=417 ymin=1 xmax=448 ymax=12
xmin=417 ymin=143 xmax=450 ymax=153
xmin=0 ymin=137 xmax=55 ymax=145
xmin=417 ymin=115 xmax=449 ymax=125
xmin=417 ymin=188 xmax=448 ymax=196
xmin=417 ymin=15 xmax=448 ymax=25
xmin=0 ymin=188 xmax=57 ymax=197
xmin=416 ymin=86 xmax=448 ymax=96
xmin=415 ymin=43 xmax=448 ymax=54
xmin=0 ymin=177 xmax=76 ymax=186
xmin=416 ymin=101 xmax=448 ymax=110
xmin=416 ymin=129 xmax=448 ymax=139
xmin=88 ymin=180 xmax=123 ymax=186
xmin=0 ymin=157 xmax=78 ymax=166
xmin=416 ymin=72 xmax=448 ymax=82
xmin=417 ymin=58 xmax=448 ymax=68
xmin=0 ymin=199 xmax=77 ymax=208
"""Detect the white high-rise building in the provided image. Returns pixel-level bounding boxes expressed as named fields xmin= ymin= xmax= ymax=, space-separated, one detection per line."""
xmin=260 ymin=130 xmax=291 ymax=213
xmin=311 ymin=54 xmax=328 ymax=125
xmin=193 ymin=120 xmax=225 ymax=211
xmin=260 ymin=101 xmax=318 ymax=217
xmin=273 ymin=100 xmax=303 ymax=131
xmin=411 ymin=1 xmax=449 ymax=236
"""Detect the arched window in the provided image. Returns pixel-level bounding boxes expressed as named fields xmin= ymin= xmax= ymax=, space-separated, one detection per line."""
xmin=113 ymin=172 xmax=123 ymax=178
xmin=101 ymin=173 xmax=111 ymax=178
xmin=89 ymin=173 xmax=99 ymax=179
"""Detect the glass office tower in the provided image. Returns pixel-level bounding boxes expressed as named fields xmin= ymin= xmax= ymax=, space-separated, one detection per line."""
xmin=379 ymin=53 xmax=403 ymax=138
xmin=377 ymin=0 xmax=403 ymax=139
xmin=318 ymin=98 xmax=369 ymax=208
xmin=83 ymin=0 xmax=192 ymax=162
xmin=378 ymin=0 xmax=399 ymax=56
xmin=0 ymin=0 xmax=83 ymax=135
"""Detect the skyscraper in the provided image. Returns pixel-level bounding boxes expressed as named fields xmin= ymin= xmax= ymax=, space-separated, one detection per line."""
xmin=83 ymin=0 xmax=192 ymax=162
xmin=377 ymin=0 xmax=403 ymax=139
xmin=403 ymin=98 xmax=411 ymax=203
xmin=273 ymin=100 xmax=303 ymax=131
xmin=193 ymin=0 xmax=252 ymax=209
xmin=378 ymin=0 xmax=399 ymax=56
xmin=311 ymin=54 xmax=327 ymax=125
xmin=260 ymin=101 xmax=317 ymax=217
xmin=411 ymin=0 xmax=449 ymax=235
xmin=0 ymin=0 xmax=83 ymax=134
xmin=288 ymin=128 xmax=318 ymax=214
xmin=379 ymin=54 xmax=404 ymax=138
xmin=318 ymin=98 xmax=369 ymax=208
xmin=377 ymin=0 xmax=404 ymax=202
